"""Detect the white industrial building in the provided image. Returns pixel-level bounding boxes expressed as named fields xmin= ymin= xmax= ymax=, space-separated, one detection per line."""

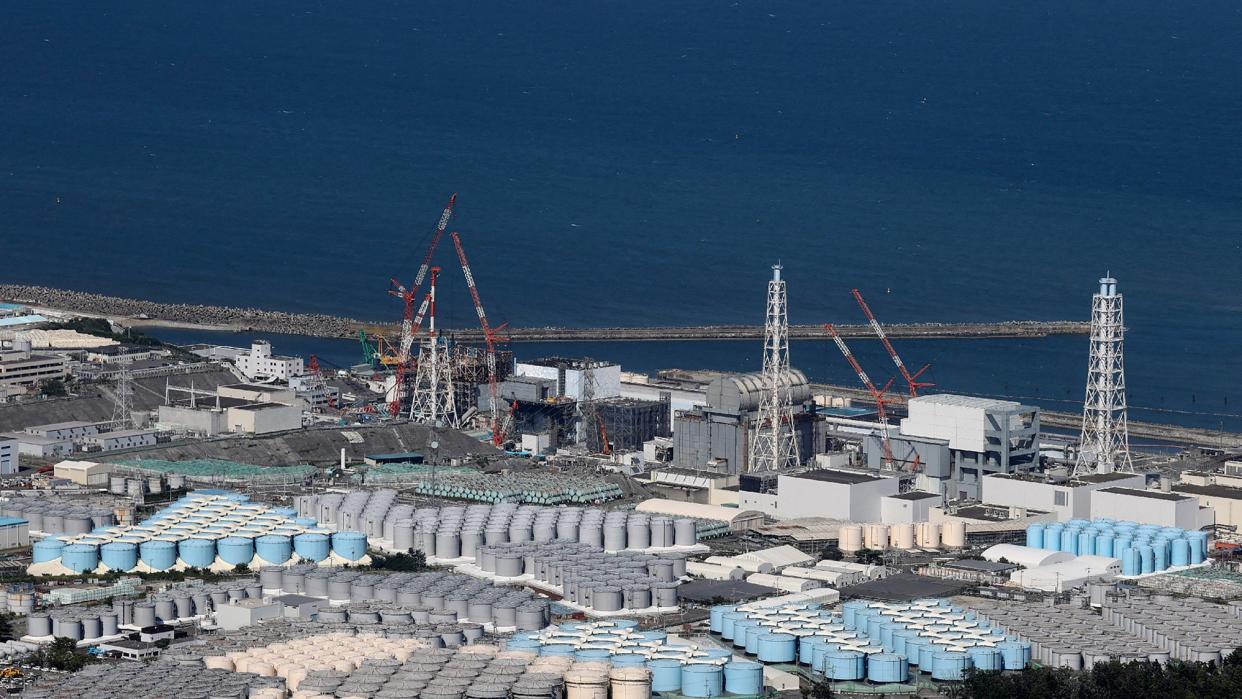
xmin=981 ymin=544 xmax=1074 ymax=569
xmin=226 ymin=403 xmax=302 ymax=435
xmin=0 ymin=349 xmax=69 ymax=391
xmin=515 ymin=358 xmax=621 ymax=401
xmin=880 ymin=491 xmax=942 ymax=523
xmin=81 ymin=429 xmax=158 ymax=452
xmin=981 ymin=471 xmax=1144 ymax=521
xmin=0 ymin=516 xmax=31 ymax=550
xmin=1009 ymin=555 xmax=1122 ymax=592
xmin=1172 ymin=481 xmax=1242 ymax=532
xmin=1 ymin=433 xmax=72 ymax=459
xmin=52 ymin=460 xmax=114 ymax=486
xmin=0 ymin=437 xmax=16 ymax=475
xmin=1090 ymin=487 xmax=1205 ymax=529
xmin=739 ymin=469 xmax=899 ymax=521
xmin=870 ymin=394 xmax=1040 ymax=501
xmin=233 ymin=341 xmax=304 ymax=381
xmin=25 ymin=421 xmax=100 ymax=442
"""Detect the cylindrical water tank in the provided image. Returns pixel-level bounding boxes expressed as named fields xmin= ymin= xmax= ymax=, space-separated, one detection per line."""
xmin=100 ymin=613 xmax=119 ymax=636
xmin=81 ymin=616 xmax=103 ymax=640
xmin=100 ymin=541 xmax=139 ymax=571
xmin=154 ymin=598 xmax=176 ymax=622
xmin=722 ymin=661 xmax=762 ymax=695
xmin=867 ymin=653 xmax=908 ymax=683
xmin=942 ymin=520 xmax=966 ymax=548
xmin=1026 ymin=524 xmax=1044 ymax=549
xmin=756 ymin=633 xmax=796 ymax=663
xmin=255 ymin=534 xmax=293 ymax=564
xmin=27 ymin=613 xmax=52 ymax=637
xmin=610 ymin=667 xmax=651 ymax=699
xmin=140 ymin=540 xmax=178 ymax=570
xmin=33 ymin=539 xmax=66 ymax=563
xmin=1171 ymin=539 xmax=1191 ymax=567
xmin=217 ymin=537 xmax=255 ymax=566
xmin=133 ymin=603 xmax=157 ymax=628
xmin=931 ymin=652 xmax=970 ymax=681
xmin=680 ymin=664 xmax=722 ymax=698
xmin=332 ymin=531 xmax=368 ymax=561
xmin=62 ymin=544 xmax=100 ymax=573
xmin=259 ymin=566 xmax=284 ymax=590
xmin=892 ymin=523 xmax=916 ymax=550
xmin=968 ymin=647 xmax=1003 ymax=671
xmin=627 ymin=520 xmax=651 ymax=550
xmin=648 ymin=659 xmax=682 ymax=692
xmin=294 ymin=533 xmax=331 ymax=561
xmin=823 ymin=650 xmax=865 ymax=680
xmin=674 ymin=519 xmax=697 ymax=547
xmin=178 ymin=539 xmax=216 ymax=569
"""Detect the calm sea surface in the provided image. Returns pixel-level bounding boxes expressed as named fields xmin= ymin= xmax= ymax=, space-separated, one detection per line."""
xmin=2 ymin=2 xmax=1240 ymax=430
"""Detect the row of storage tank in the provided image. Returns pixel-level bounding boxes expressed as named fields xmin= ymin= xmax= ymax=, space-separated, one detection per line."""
xmin=837 ymin=521 xmax=967 ymax=552
xmin=29 ymin=491 xmax=373 ymax=574
xmin=107 ymin=472 xmax=186 ymax=496
xmin=964 ymin=593 xmax=1242 ymax=668
xmin=710 ymin=599 xmax=1031 ymax=683
xmin=474 ymin=541 xmax=684 ymax=612
xmin=294 ymin=493 xmax=700 ymax=560
xmin=22 ymin=660 xmax=284 ymax=699
xmin=406 ymin=470 xmax=626 ymax=504
xmin=32 ymin=529 xmax=368 ymax=573
xmin=1026 ymin=519 xmax=1211 ymax=575
xmin=0 ymin=498 xmax=116 ymax=535
xmin=501 ymin=619 xmax=765 ymax=698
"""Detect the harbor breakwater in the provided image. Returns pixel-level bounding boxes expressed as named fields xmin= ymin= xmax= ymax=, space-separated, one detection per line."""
xmin=0 ymin=284 xmax=1089 ymax=342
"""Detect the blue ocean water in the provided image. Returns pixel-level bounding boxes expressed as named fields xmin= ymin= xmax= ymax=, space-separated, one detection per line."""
xmin=2 ymin=3 xmax=1240 ymax=430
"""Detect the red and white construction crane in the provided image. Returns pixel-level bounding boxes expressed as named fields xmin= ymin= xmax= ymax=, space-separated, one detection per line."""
xmin=451 ymin=231 xmax=510 ymax=447
xmin=851 ymin=288 xmax=932 ymax=398
xmin=387 ymin=194 xmax=458 ymax=417
xmin=824 ymin=323 xmax=897 ymax=470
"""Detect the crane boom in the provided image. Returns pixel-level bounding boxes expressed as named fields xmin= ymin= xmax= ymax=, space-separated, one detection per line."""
xmin=851 ymin=288 xmax=932 ymax=397
xmin=451 ymin=231 xmax=510 ymax=447
xmin=825 ymin=323 xmax=895 ymax=468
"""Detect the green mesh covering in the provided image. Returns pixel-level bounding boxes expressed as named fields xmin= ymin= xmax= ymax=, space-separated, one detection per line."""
xmin=113 ymin=458 xmax=315 ymax=482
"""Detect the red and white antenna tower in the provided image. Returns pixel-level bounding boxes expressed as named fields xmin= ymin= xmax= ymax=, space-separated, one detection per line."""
xmin=451 ymin=231 xmax=510 ymax=447
xmin=851 ymin=288 xmax=932 ymax=397
xmin=409 ymin=267 xmax=459 ymax=427
xmin=824 ymin=323 xmax=897 ymax=470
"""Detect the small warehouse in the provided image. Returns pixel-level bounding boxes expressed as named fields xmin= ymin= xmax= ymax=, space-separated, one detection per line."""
xmin=634 ymin=499 xmax=764 ymax=532
xmin=52 ymin=460 xmax=114 ymax=486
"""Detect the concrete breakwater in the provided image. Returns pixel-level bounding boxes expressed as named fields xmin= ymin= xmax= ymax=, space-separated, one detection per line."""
xmin=1 ymin=284 xmax=1089 ymax=342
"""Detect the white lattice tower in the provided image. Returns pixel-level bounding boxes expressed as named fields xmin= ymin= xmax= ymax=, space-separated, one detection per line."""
xmin=1074 ymin=274 xmax=1133 ymax=475
xmin=110 ymin=366 xmax=134 ymax=429
xmin=749 ymin=264 xmax=801 ymax=472
xmin=409 ymin=268 xmax=460 ymax=428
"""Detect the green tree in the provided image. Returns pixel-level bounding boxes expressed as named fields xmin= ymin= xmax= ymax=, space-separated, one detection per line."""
xmin=820 ymin=546 xmax=844 ymax=561
xmin=40 ymin=378 xmax=68 ymax=397
xmin=809 ymin=678 xmax=833 ymax=699
xmin=0 ymin=613 xmax=13 ymax=640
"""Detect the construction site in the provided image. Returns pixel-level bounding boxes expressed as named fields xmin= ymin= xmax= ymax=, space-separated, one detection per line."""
xmin=3 ymin=195 xmax=1242 ymax=697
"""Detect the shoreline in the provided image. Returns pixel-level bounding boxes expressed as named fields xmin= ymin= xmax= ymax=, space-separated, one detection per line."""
xmin=1 ymin=284 xmax=1088 ymax=343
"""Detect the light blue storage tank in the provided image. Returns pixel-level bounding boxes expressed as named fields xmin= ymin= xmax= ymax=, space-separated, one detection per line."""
xmin=1115 ymin=535 xmax=1133 ymax=553
xmin=709 ymin=606 xmax=726 ymax=633
xmin=733 ymin=621 xmax=758 ymax=649
xmin=879 ymin=622 xmax=899 ymax=651
xmin=648 ymin=659 xmax=683 ymax=692
xmin=294 ymin=517 xmax=318 ymax=527
xmin=217 ymin=537 xmax=255 ymax=566
xmin=867 ymin=616 xmax=883 ymax=642
xmin=100 ymin=542 xmax=139 ymax=571
xmin=842 ymin=600 xmax=866 ymax=628
xmin=823 ymin=650 xmax=865 ymax=680
xmin=293 ymin=533 xmax=331 ymax=561
xmin=612 ymin=619 xmax=640 ymax=631
xmin=272 ymin=506 xmax=297 ymax=518
xmin=575 ymin=648 xmax=612 ymax=663
xmin=256 ymin=534 xmax=293 ymax=564
xmin=931 ymin=652 xmax=971 ymax=681
xmin=968 ymin=647 xmax=1003 ymax=671
xmin=799 ymin=636 xmax=826 ymax=665
xmin=1060 ymin=529 xmax=1078 ymax=555
xmin=905 ymin=639 xmax=927 ymax=669
xmin=1122 ymin=548 xmax=1140 ymax=576
xmin=1043 ymin=524 xmax=1063 ymax=551
xmin=744 ymin=627 xmax=763 ymax=655
xmin=811 ymin=642 xmax=840 ymax=673
xmin=1139 ymin=545 xmax=1154 ymax=574
xmin=998 ymin=641 xmax=1031 ymax=669
xmin=33 ymin=539 xmax=66 ymax=563
xmin=331 ymin=531 xmax=368 ymax=561
xmin=701 ymin=647 xmax=734 ymax=662
xmin=61 ymin=544 xmax=99 ymax=573
xmin=756 ymin=633 xmax=796 ymax=663
xmin=178 ymin=539 xmax=216 ymax=568
xmin=723 ymin=660 xmax=763 ymax=695
xmin=1095 ymin=533 xmax=1115 ymax=558
xmin=1077 ymin=532 xmax=1095 ymax=556
xmin=638 ymin=630 xmax=667 ymax=642
xmin=866 ymin=653 xmax=907 ymax=683
xmin=611 ymin=654 xmax=647 ymax=667
xmin=1026 ymin=524 xmax=1044 ymax=549
xmin=721 ymin=611 xmax=745 ymax=640
xmin=681 ymin=664 xmax=723 ymax=698
xmin=1171 ymin=539 xmax=1191 ymax=567
xmin=540 ymin=644 xmax=577 ymax=657
xmin=1190 ymin=531 xmax=1209 ymax=561
xmin=1153 ymin=542 xmax=1168 ymax=571
xmin=893 ymin=630 xmax=916 ymax=657
xmin=504 ymin=638 xmax=542 ymax=652
xmin=920 ymin=644 xmax=942 ymax=671
xmin=139 ymin=540 xmax=177 ymax=571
